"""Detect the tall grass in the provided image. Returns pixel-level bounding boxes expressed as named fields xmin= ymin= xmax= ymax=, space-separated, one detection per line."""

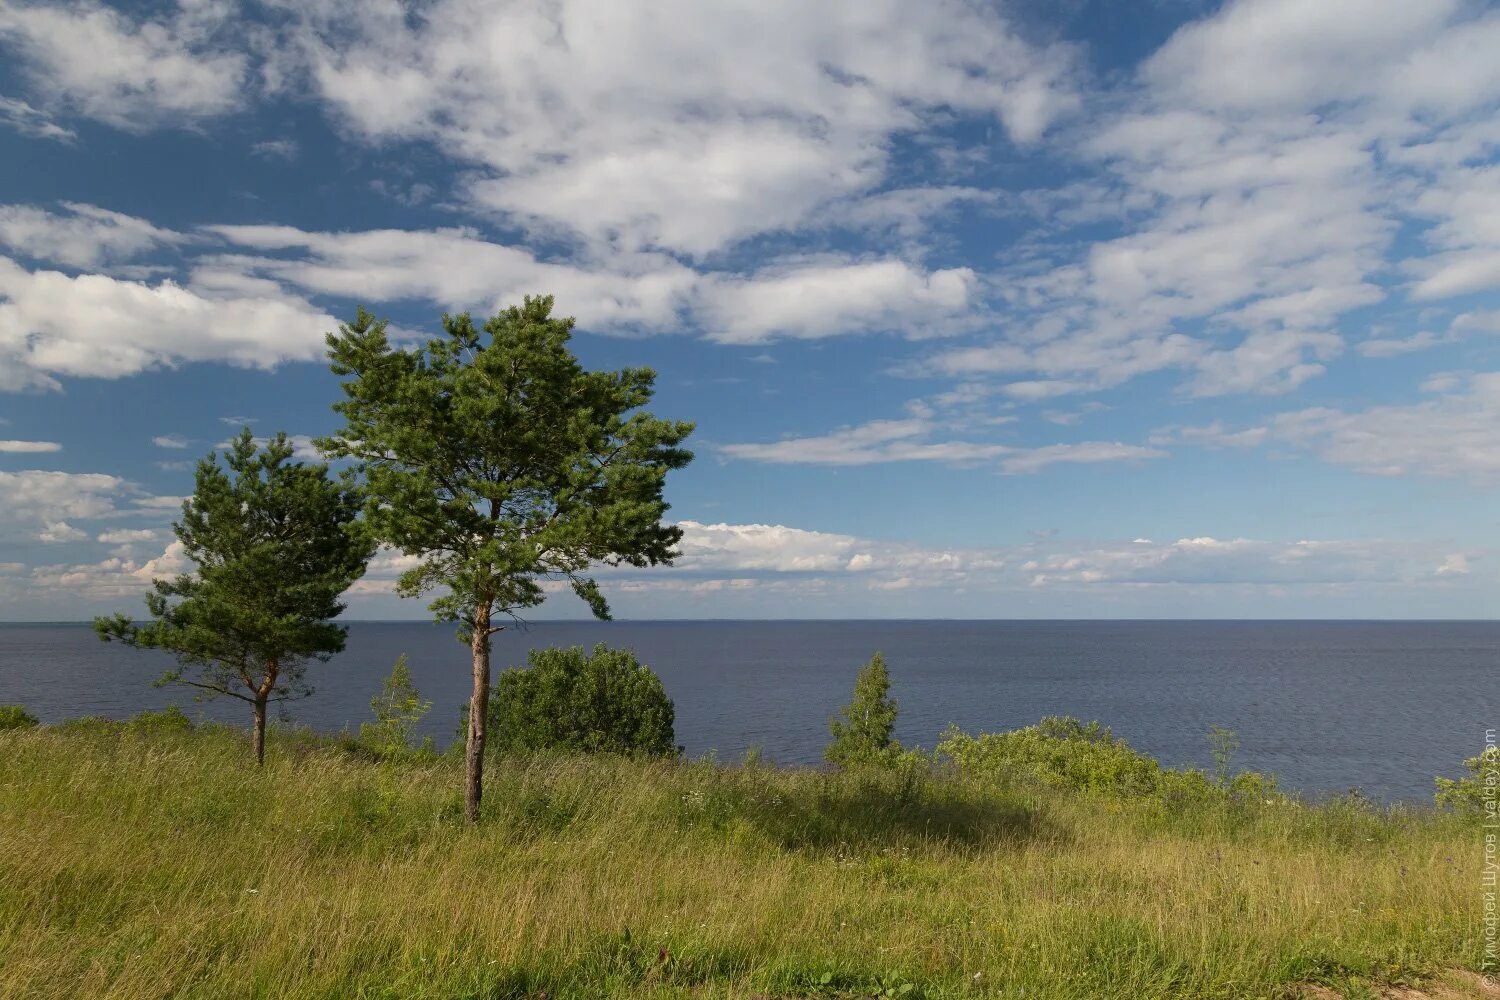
xmin=0 ymin=718 xmax=1487 ymax=999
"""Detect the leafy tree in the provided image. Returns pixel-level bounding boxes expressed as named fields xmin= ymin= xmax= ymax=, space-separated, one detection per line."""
xmin=319 ymin=296 xmax=693 ymax=820
xmin=95 ymin=431 xmax=373 ymax=765
xmin=487 ymin=644 xmax=675 ymax=756
xmin=1435 ymin=744 xmax=1498 ymax=813
xmin=360 ymin=654 xmax=433 ymax=756
xmin=826 ymin=652 xmax=901 ymax=767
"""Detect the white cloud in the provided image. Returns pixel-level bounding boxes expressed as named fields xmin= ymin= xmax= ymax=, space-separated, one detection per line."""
xmin=37 ymin=520 xmax=87 ymax=543
xmin=998 ymin=442 xmax=1165 ymax=475
xmin=0 ymin=470 xmax=126 ymax=539
xmin=1271 ymin=372 xmax=1500 ymax=481
xmin=0 ymin=202 xmax=184 ymax=269
xmin=208 ymin=224 xmax=985 ymax=344
xmin=0 ymin=256 xmax=336 ymax=390
xmin=152 ymin=435 xmax=189 ymax=449
xmin=250 ymin=139 xmax=298 ymax=161
xmin=721 ymin=419 xmax=1011 ymax=467
xmin=721 ymin=413 xmax=1163 ymax=474
xmin=0 ymin=96 xmax=75 ymax=141
xmin=1149 ymin=422 xmax=1268 ymax=449
xmin=905 ymin=0 xmax=1500 ymax=401
xmin=696 ymin=259 xmax=976 ymax=344
xmin=0 ymin=202 xmax=184 ymax=270
xmin=0 ymin=470 xmax=123 ymax=518
xmin=29 ymin=539 xmax=191 ymax=599
xmin=281 ymin=0 xmax=1077 ymax=256
xmin=0 ymin=440 xmax=62 ymax=453
xmin=590 ymin=521 xmax=1484 ymax=601
xmin=97 ymin=528 xmax=158 ymax=544
xmin=1354 ymin=329 xmax=1449 ymax=358
xmin=0 ymin=0 xmax=248 ymax=130
xmin=205 ymin=224 xmax=695 ymax=330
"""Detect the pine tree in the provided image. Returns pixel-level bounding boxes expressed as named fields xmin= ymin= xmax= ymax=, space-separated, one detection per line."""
xmin=95 ymin=430 xmax=373 ymax=765
xmin=319 ymin=296 xmax=693 ymax=820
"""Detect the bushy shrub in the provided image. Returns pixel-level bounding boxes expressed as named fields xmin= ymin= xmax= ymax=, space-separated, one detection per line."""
xmin=487 ymin=644 xmax=675 ymax=756
xmin=0 ymin=704 xmax=38 ymax=730
xmin=826 ymin=652 xmax=902 ymax=768
xmin=359 ymin=655 xmax=434 ymax=757
xmin=1435 ymin=745 xmax=1498 ymax=813
xmin=938 ymin=717 xmax=1166 ymax=795
xmin=126 ymin=705 xmax=194 ymax=734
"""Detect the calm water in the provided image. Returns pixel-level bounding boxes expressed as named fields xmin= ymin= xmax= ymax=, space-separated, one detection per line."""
xmin=0 ymin=620 xmax=1492 ymax=802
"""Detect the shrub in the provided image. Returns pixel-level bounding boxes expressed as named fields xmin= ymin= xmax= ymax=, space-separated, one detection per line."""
xmin=126 ymin=706 xmax=193 ymax=734
xmin=0 ymin=705 xmax=38 ymax=730
xmin=487 ymin=644 xmax=676 ymax=756
xmin=826 ymin=652 xmax=902 ymax=767
xmin=1435 ymin=744 xmax=1498 ymax=813
xmin=359 ymin=654 xmax=434 ymax=757
xmin=937 ymin=717 xmax=1166 ymax=795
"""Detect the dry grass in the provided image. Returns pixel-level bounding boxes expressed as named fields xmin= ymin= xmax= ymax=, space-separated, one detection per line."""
xmin=0 ymin=719 xmax=1489 ymax=999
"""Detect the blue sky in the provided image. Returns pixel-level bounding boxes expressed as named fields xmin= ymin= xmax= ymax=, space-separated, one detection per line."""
xmin=0 ymin=0 xmax=1497 ymax=620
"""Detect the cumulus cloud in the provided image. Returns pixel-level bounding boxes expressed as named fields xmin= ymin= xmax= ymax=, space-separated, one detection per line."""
xmin=0 ymin=256 xmax=336 ymax=390
xmin=0 ymin=470 xmax=124 ymax=525
xmin=0 ymin=0 xmax=248 ymax=130
xmin=279 ymin=0 xmax=1078 ymax=257
xmin=695 ymin=259 xmax=976 ymax=344
xmin=37 ymin=520 xmax=87 ymax=543
xmin=905 ymin=0 xmax=1500 ymax=401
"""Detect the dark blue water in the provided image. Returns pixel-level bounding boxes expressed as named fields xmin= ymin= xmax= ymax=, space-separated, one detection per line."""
xmin=0 ymin=620 xmax=1492 ymax=802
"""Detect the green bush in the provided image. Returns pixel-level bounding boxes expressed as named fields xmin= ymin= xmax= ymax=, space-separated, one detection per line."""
xmin=0 ymin=705 xmax=38 ymax=730
xmin=1435 ymin=744 xmax=1498 ymax=813
xmin=825 ymin=652 xmax=902 ymax=768
xmin=487 ymin=644 xmax=676 ymax=756
xmin=126 ymin=706 xmax=193 ymax=734
xmin=938 ymin=717 xmax=1167 ymax=795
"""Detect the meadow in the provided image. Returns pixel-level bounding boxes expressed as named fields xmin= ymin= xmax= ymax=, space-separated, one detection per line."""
xmin=0 ymin=713 xmax=1490 ymax=1000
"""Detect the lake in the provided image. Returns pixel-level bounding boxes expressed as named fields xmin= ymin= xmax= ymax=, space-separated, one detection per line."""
xmin=0 ymin=619 xmax=1491 ymax=802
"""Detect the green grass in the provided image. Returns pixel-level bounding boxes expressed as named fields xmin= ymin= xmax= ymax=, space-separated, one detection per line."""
xmin=0 ymin=717 xmax=1488 ymax=999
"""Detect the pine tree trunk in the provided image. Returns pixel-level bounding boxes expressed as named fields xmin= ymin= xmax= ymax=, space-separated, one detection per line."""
xmin=252 ymin=697 xmax=267 ymax=767
xmin=464 ymin=603 xmax=493 ymax=823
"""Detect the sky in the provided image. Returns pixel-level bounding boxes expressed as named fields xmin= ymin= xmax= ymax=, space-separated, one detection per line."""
xmin=0 ymin=0 xmax=1497 ymax=620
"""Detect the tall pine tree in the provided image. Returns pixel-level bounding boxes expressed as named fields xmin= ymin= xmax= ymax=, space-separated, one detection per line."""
xmin=319 ymin=296 xmax=693 ymax=821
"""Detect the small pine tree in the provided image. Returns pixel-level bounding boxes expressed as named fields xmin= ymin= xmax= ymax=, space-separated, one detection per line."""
xmin=825 ymin=652 xmax=900 ymax=767
xmin=361 ymin=654 xmax=433 ymax=756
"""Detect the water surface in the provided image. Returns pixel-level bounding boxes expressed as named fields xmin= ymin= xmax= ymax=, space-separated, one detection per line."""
xmin=0 ymin=619 xmax=1491 ymax=802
